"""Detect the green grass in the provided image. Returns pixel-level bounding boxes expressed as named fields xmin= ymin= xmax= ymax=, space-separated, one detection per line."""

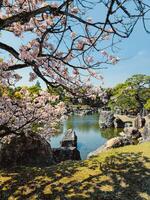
xmin=0 ymin=142 xmax=150 ymax=200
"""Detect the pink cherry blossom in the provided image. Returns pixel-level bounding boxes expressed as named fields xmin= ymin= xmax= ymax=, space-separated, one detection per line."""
xmin=0 ymin=88 xmax=65 ymax=137
xmin=100 ymin=50 xmax=108 ymax=57
xmin=70 ymin=7 xmax=79 ymax=14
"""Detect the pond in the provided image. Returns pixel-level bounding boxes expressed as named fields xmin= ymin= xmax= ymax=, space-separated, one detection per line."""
xmin=50 ymin=114 xmax=122 ymax=159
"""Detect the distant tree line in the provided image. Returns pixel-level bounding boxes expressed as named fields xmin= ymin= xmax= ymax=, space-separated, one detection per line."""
xmin=106 ymin=74 xmax=150 ymax=115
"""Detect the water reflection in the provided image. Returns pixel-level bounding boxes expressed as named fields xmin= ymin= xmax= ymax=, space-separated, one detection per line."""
xmin=50 ymin=114 xmax=121 ymax=159
xmin=64 ymin=114 xmax=100 ymax=133
xmin=101 ymin=128 xmax=122 ymax=139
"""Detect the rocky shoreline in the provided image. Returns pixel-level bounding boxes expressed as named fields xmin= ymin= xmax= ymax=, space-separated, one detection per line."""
xmin=1 ymin=111 xmax=149 ymax=167
xmin=0 ymin=129 xmax=81 ymax=167
xmin=88 ymin=112 xmax=150 ymax=158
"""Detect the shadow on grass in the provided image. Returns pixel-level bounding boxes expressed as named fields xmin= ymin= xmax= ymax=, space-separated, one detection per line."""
xmin=0 ymin=152 xmax=150 ymax=199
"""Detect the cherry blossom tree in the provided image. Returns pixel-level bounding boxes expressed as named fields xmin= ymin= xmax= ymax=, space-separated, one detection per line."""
xmin=0 ymin=0 xmax=149 ymax=94
xmin=0 ymin=85 xmax=65 ymax=137
xmin=0 ymin=0 xmax=150 ymax=137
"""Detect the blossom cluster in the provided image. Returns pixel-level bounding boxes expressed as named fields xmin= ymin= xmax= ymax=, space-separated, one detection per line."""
xmin=0 ymin=0 xmax=119 ymax=90
xmin=100 ymin=51 xmax=120 ymax=64
xmin=0 ymin=87 xmax=65 ymax=137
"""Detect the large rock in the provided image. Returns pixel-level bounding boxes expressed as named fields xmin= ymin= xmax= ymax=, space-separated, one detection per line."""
xmin=114 ymin=117 xmax=125 ymax=128
xmin=134 ymin=114 xmax=146 ymax=129
xmin=105 ymin=136 xmax=131 ymax=148
xmin=0 ymin=133 xmax=54 ymax=167
xmin=123 ymin=127 xmax=141 ymax=139
xmin=52 ymin=147 xmax=81 ymax=163
xmin=139 ymin=124 xmax=150 ymax=143
xmin=52 ymin=129 xmax=81 ymax=162
xmin=61 ymin=129 xmax=77 ymax=148
xmin=99 ymin=111 xmax=115 ymax=128
xmin=87 ymin=136 xmax=131 ymax=158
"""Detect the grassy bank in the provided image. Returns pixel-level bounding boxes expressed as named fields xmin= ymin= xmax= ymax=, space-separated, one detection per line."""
xmin=0 ymin=142 xmax=150 ymax=200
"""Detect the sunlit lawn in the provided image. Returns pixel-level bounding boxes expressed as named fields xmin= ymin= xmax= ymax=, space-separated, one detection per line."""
xmin=0 ymin=142 xmax=150 ymax=200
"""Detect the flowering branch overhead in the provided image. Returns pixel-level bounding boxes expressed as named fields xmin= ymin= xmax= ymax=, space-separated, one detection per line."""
xmin=0 ymin=0 xmax=149 ymax=94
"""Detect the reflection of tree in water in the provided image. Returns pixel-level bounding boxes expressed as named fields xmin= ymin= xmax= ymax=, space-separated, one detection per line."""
xmin=53 ymin=114 xmax=122 ymax=140
xmin=100 ymin=128 xmax=122 ymax=140
xmin=64 ymin=114 xmax=100 ymax=133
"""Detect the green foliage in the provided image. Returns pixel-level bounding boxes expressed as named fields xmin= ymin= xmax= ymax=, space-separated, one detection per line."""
xmin=28 ymin=85 xmax=41 ymax=95
xmin=35 ymin=80 xmax=41 ymax=89
xmin=47 ymin=86 xmax=65 ymax=101
xmin=27 ymin=81 xmax=42 ymax=95
xmin=108 ymin=74 xmax=150 ymax=114
xmin=0 ymin=82 xmax=14 ymax=97
xmin=145 ymin=99 xmax=150 ymax=111
xmin=0 ymin=82 xmax=42 ymax=99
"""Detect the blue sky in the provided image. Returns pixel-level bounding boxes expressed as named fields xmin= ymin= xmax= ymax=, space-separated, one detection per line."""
xmin=100 ymin=21 xmax=150 ymax=87
xmin=1 ymin=5 xmax=150 ymax=89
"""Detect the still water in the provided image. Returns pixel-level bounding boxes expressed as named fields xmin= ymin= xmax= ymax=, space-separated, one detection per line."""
xmin=50 ymin=114 xmax=121 ymax=159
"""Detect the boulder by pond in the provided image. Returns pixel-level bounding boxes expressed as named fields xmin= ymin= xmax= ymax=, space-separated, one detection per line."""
xmin=0 ymin=133 xmax=54 ymax=167
xmin=114 ymin=117 xmax=125 ymax=128
xmin=139 ymin=123 xmax=150 ymax=143
xmin=88 ymin=125 xmax=144 ymax=159
xmin=99 ymin=111 xmax=115 ymax=128
xmin=87 ymin=136 xmax=132 ymax=158
xmin=52 ymin=147 xmax=81 ymax=163
xmin=123 ymin=127 xmax=141 ymax=139
xmin=52 ymin=129 xmax=81 ymax=162
xmin=105 ymin=136 xmax=132 ymax=148
xmin=0 ymin=129 xmax=81 ymax=167
xmin=61 ymin=129 xmax=77 ymax=147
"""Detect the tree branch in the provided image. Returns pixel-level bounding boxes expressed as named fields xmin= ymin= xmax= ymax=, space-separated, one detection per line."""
xmin=0 ymin=42 xmax=20 ymax=59
xmin=6 ymin=63 xmax=29 ymax=71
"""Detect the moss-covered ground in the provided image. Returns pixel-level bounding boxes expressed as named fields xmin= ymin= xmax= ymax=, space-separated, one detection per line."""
xmin=0 ymin=142 xmax=150 ymax=200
